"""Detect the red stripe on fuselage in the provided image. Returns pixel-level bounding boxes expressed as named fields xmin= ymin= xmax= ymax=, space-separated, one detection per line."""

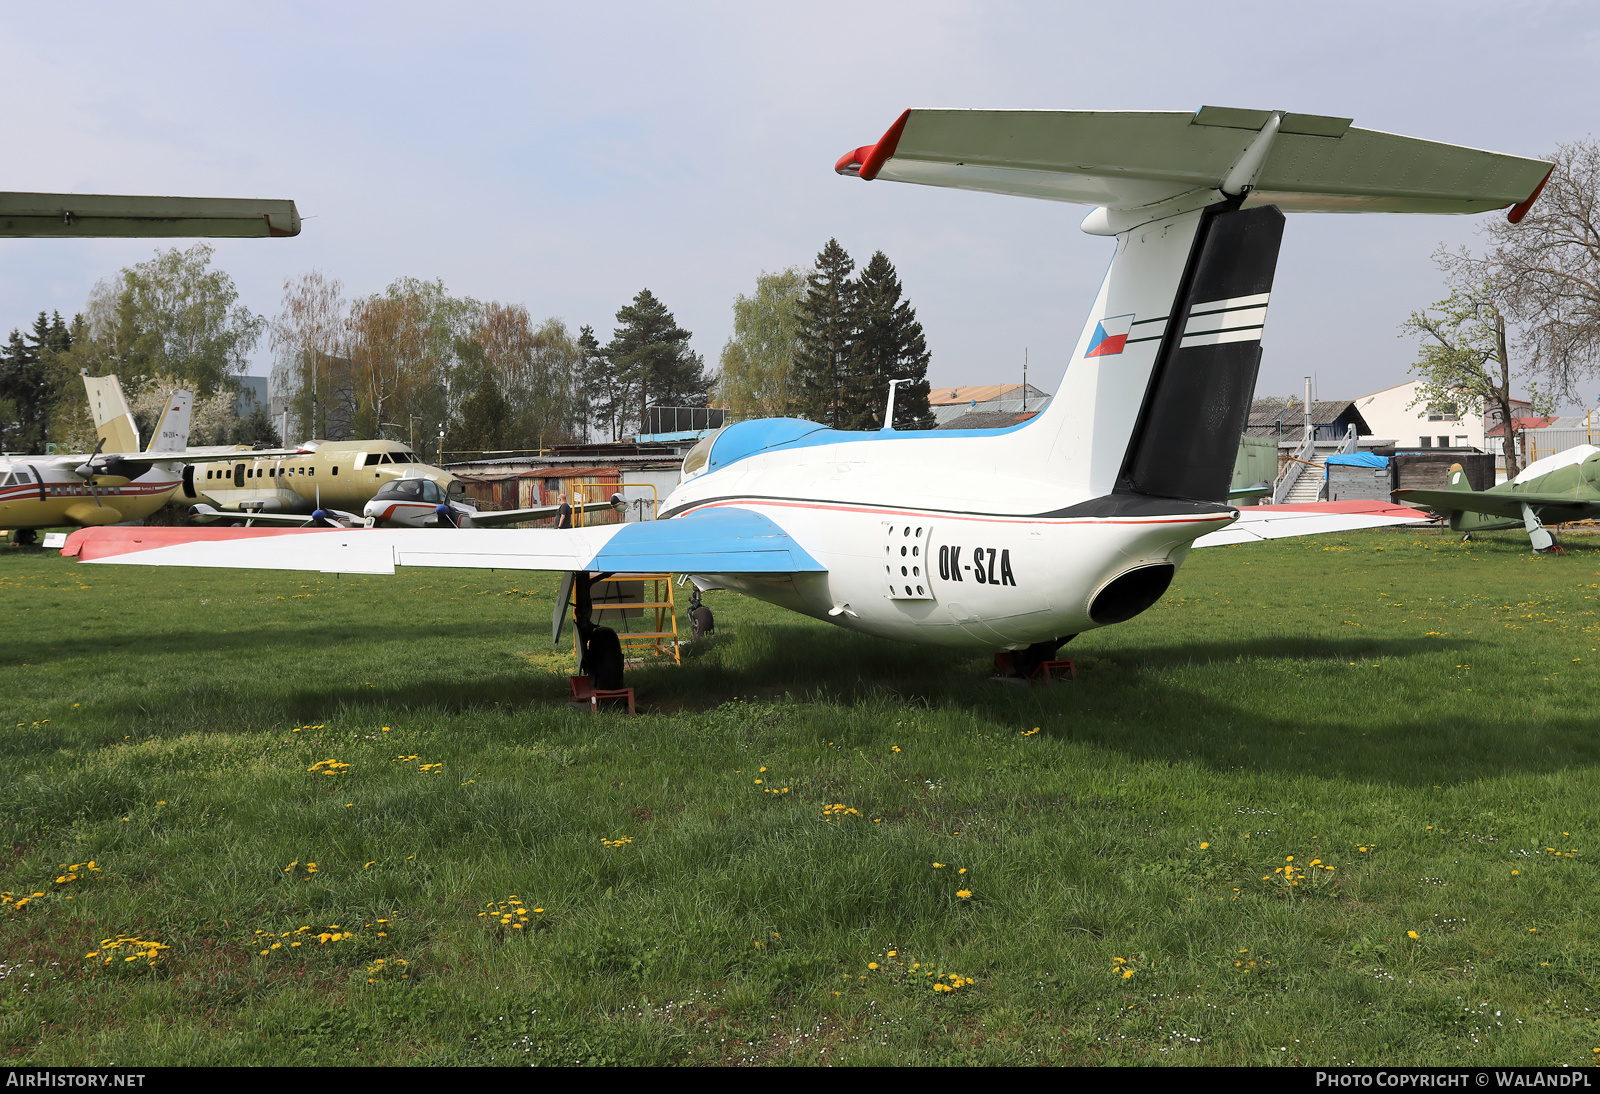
xmin=676 ymin=498 xmax=1233 ymax=528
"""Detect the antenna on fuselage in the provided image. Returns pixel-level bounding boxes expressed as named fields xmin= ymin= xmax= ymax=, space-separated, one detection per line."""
xmin=883 ymin=379 xmax=904 ymax=431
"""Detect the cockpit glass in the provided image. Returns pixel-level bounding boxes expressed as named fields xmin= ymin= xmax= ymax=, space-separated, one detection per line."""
xmin=381 ymin=480 xmax=424 ymax=498
xmin=681 ymin=427 xmax=724 ymax=480
xmin=421 ymin=481 xmax=442 ymax=503
xmin=446 ymin=480 xmax=465 ymax=498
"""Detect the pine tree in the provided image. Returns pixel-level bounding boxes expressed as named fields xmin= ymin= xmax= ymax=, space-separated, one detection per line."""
xmin=846 ymin=252 xmax=933 ymax=430
xmin=605 ymin=290 xmax=709 ymax=437
xmin=578 ymin=323 xmax=623 ymax=441
xmin=456 ymin=367 xmax=509 ymax=453
xmin=0 ymin=326 xmax=48 ymax=450
xmin=791 ymin=240 xmax=857 ymax=428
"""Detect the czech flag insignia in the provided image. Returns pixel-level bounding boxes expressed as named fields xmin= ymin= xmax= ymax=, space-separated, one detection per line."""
xmin=1084 ymin=313 xmax=1135 ymax=357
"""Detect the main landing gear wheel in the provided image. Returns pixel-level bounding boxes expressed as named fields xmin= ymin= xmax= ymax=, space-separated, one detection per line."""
xmin=13 ymin=529 xmax=38 ymax=547
xmin=687 ymin=586 xmax=714 ymax=640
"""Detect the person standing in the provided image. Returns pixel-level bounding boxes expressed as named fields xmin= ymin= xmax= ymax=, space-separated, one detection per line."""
xmin=556 ymin=491 xmax=573 ymax=529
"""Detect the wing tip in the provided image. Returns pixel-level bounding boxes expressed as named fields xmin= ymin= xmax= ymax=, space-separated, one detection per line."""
xmin=835 ymin=109 xmax=911 ymax=180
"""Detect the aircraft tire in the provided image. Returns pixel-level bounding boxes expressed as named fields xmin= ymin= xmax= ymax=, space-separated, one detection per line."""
xmin=582 ymin=626 xmax=625 ymax=690
xmin=13 ymin=529 xmax=38 ymax=547
xmin=690 ymin=605 xmax=714 ymax=640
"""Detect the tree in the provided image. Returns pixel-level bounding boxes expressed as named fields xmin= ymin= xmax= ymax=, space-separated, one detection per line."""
xmin=475 ymin=304 xmax=585 ymax=449
xmin=604 ymin=290 xmax=709 ymax=437
xmin=578 ymin=324 xmax=624 ymax=440
xmin=716 ymin=267 xmax=805 ymax=420
xmin=269 ymin=271 xmax=348 ymax=443
xmin=845 ymin=251 xmax=932 ymax=430
xmin=1479 ymin=139 xmax=1600 ymax=403
xmin=345 ymin=277 xmax=478 ymax=450
xmin=85 ymin=243 xmax=264 ymax=396
xmin=454 ymin=366 xmax=509 ymax=454
xmin=792 ymin=240 xmax=859 ymax=428
xmin=1402 ymin=265 xmax=1549 ymax=477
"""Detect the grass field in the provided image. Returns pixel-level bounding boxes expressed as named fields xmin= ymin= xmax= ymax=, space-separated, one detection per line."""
xmin=2 ymin=528 xmax=1599 ymax=1066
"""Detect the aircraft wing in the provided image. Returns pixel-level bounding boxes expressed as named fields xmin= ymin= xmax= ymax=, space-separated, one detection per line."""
xmin=0 ymin=193 xmax=300 ymax=237
xmin=1192 ymin=501 xmax=1432 ymax=548
xmin=97 ymin=448 xmax=302 ymax=465
xmin=1393 ymin=488 xmax=1599 ymax=523
xmin=464 ymin=500 xmax=615 ymax=528
xmin=62 ymin=506 xmax=826 ymax=577
xmin=188 ymin=504 xmax=362 ymax=528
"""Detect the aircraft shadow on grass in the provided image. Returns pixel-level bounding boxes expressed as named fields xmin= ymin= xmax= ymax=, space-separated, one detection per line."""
xmin=0 ymin=618 xmax=532 ymax=668
xmin=74 ymin=620 xmax=1593 ymax=789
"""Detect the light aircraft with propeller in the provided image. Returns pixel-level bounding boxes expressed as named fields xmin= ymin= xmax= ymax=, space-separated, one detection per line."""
xmin=63 ymin=106 xmax=1546 ymax=675
xmin=1395 ymin=446 xmax=1600 ymax=553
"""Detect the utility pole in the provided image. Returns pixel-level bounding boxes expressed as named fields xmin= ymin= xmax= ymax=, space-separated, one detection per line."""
xmin=1303 ymin=375 xmax=1314 ymax=448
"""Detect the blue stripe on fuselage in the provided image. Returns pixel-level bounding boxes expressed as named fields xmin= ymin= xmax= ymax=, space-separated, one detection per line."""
xmin=704 ymin=415 xmax=1042 ymax=475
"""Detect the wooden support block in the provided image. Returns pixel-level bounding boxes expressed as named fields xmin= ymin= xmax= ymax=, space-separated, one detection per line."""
xmin=589 ymin=688 xmax=635 ymax=715
xmin=1032 ymin=659 xmax=1077 ymax=685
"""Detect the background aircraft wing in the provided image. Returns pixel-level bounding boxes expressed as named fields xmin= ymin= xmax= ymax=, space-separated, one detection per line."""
xmin=1193 ymin=501 xmax=1432 ymax=548
xmin=0 ymin=192 xmax=300 ymax=237
xmin=104 ymin=448 xmax=302 ymax=464
xmin=1393 ymin=488 xmax=1598 ymax=523
xmin=188 ymin=504 xmax=362 ymax=527
xmin=464 ymin=500 xmax=616 ymax=528
xmin=63 ymin=506 xmax=826 ymax=577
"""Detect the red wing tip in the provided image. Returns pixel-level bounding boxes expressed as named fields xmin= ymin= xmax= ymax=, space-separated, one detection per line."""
xmin=836 ymin=109 xmax=911 ymax=181
xmin=1508 ymin=166 xmax=1553 ymax=224
xmin=835 ymin=147 xmax=870 ymax=176
xmin=65 ymin=524 xmax=341 ymax=561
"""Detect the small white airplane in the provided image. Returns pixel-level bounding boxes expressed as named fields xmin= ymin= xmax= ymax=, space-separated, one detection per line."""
xmin=62 ymin=107 xmax=1548 ymax=674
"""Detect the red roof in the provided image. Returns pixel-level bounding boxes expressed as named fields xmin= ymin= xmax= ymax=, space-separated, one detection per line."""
xmin=1486 ymin=416 xmax=1558 ymax=436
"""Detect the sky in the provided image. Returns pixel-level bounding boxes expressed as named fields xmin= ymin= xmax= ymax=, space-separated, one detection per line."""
xmin=1 ymin=0 xmax=1596 ymax=410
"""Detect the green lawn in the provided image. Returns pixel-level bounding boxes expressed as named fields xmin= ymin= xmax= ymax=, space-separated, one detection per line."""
xmin=1 ymin=528 xmax=1598 ymax=1066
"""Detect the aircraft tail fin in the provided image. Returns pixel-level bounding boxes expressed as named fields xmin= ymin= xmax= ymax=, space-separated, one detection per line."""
xmin=993 ymin=199 xmax=1285 ymax=503
xmin=83 ymin=374 xmax=140 ymax=454
xmin=1447 ymin=463 xmax=1472 ymax=490
xmin=148 ymin=390 xmax=194 ymax=452
xmin=838 ymin=108 xmax=1550 ymax=507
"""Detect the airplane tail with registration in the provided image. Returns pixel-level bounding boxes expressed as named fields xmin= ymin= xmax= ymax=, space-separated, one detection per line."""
xmin=147 ymin=390 xmax=194 ymax=453
xmin=836 ymin=107 xmax=1552 ymax=508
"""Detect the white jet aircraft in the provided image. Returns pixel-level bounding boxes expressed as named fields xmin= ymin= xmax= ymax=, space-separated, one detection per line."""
xmin=60 ymin=107 xmax=1549 ymax=674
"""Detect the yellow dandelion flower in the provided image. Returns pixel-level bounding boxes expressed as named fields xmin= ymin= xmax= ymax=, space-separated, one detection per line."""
xmin=957 ymin=889 xmax=972 ymax=899
xmin=1408 ymin=931 xmax=1420 ymax=940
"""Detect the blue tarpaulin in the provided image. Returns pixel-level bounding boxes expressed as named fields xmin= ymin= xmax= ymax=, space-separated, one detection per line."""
xmin=1324 ymin=452 xmax=1389 ymax=469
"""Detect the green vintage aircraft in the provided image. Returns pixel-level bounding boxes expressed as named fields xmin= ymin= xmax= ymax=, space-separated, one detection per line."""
xmin=1393 ymin=444 xmax=1600 ymax=553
